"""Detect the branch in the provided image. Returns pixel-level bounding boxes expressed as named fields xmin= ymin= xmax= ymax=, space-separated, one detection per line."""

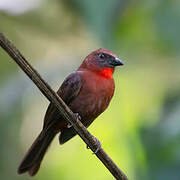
xmin=0 ymin=32 xmax=128 ymax=180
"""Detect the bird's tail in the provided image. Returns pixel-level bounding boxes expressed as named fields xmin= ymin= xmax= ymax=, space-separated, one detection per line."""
xmin=17 ymin=129 xmax=57 ymax=176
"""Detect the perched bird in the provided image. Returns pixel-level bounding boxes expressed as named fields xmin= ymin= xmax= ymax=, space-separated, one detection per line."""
xmin=17 ymin=48 xmax=123 ymax=176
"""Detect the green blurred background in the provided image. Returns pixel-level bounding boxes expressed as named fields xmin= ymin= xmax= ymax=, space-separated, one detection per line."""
xmin=0 ymin=0 xmax=180 ymax=179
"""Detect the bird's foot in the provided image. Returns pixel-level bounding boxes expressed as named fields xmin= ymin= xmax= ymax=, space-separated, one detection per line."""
xmin=67 ymin=123 xmax=72 ymax=128
xmin=73 ymin=113 xmax=81 ymax=121
xmin=86 ymin=135 xmax=102 ymax=154
xmin=68 ymin=113 xmax=81 ymax=128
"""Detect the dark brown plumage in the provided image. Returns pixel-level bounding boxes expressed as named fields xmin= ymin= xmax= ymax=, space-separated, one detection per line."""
xmin=17 ymin=48 xmax=123 ymax=176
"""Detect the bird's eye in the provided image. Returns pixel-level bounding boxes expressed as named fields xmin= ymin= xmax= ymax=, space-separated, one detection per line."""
xmin=99 ymin=53 xmax=105 ymax=59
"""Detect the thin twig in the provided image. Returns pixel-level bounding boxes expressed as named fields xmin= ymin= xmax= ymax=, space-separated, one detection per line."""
xmin=0 ymin=32 xmax=128 ymax=180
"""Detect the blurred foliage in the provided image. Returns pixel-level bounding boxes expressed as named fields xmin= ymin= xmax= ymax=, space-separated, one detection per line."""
xmin=64 ymin=0 xmax=128 ymax=44
xmin=0 ymin=0 xmax=180 ymax=180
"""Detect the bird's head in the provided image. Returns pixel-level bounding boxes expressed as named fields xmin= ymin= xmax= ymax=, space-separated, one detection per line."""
xmin=78 ymin=48 xmax=124 ymax=78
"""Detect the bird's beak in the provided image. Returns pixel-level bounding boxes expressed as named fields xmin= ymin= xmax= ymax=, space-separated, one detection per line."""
xmin=110 ymin=58 xmax=124 ymax=66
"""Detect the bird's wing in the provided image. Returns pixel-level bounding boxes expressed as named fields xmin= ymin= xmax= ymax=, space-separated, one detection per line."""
xmin=43 ymin=71 xmax=83 ymax=130
xmin=57 ymin=71 xmax=83 ymax=104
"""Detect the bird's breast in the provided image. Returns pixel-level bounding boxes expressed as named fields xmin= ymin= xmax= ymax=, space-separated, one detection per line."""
xmin=69 ymin=72 xmax=115 ymax=126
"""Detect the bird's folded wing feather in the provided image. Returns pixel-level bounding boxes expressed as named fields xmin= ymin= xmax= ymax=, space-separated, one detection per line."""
xmin=42 ymin=71 xmax=83 ymax=130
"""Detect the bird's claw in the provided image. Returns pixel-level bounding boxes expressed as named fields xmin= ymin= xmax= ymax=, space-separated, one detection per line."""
xmin=68 ymin=113 xmax=81 ymax=128
xmin=86 ymin=135 xmax=101 ymax=154
xmin=92 ymin=136 xmax=101 ymax=154
xmin=67 ymin=123 xmax=72 ymax=128
xmin=73 ymin=113 xmax=81 ymax=121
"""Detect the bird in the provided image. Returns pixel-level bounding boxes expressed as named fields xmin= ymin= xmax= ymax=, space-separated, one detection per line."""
xmin=17 ymin=48 xmax=124 ymax=176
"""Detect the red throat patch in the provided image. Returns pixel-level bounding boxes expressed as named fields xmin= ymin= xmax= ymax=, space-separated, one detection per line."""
xmin=99 ymin=68 xmax=114 ymax=78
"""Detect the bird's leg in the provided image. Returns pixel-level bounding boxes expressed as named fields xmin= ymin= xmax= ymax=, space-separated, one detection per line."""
xmin=87 ymin=135 xmax=102 ymax=154
xmin=68 ymin=113 xmax=81 ymax=128
xmin=71 ymin=113 xmax=102 ymax=153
